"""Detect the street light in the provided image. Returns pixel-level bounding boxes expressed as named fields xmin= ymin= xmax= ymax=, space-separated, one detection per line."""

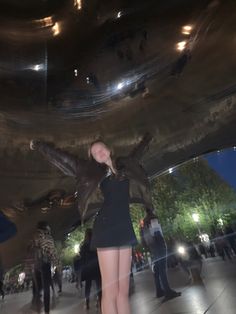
xmin=192 ymin=213 xmax=199 ymax=223
xmin=192 ymin=213 xmax=201 ymax=236
xmin=74 ymin=243 xmax=80 ymax=254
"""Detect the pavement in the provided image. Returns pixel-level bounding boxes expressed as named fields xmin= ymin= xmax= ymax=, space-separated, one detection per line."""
xmin=1 ymin=256 xmax=236 ymax=314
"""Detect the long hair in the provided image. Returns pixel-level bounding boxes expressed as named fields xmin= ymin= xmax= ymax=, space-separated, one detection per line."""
xmin=88 ymin=139 xmax=114 ymax=160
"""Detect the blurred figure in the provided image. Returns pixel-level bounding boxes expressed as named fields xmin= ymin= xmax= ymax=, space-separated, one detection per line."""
xmin=0 ymin=211 xmax=17 ymax=243
xmin=0 ymin=256 xmax=5 ymax=300
xmin=31 ymin=221 xmax=61 ymax=314
xmin=80 ymin=228 xmax=101 ymax=310
xmin=178 ymin=241 xmax=203 ymax=283
xmin=215 ymin=230 xmax=232 ymax=260
xmin=142 ymin=211 xmax=181 ymax=301
xmin=224 ymin=225 xmax=236 ymax=255
xmin=73 ymin=253 xmax=82 ymax=290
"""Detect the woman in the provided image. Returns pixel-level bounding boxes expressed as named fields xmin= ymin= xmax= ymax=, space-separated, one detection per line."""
xmin=30 ymin=133 xmax=154 ymax=314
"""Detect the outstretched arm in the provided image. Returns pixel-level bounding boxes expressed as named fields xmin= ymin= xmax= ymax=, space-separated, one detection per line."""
xmin=30 ymin=140 xmax=79 ymax=177
xmin=129 ymin=132 xmax=153 ymax=161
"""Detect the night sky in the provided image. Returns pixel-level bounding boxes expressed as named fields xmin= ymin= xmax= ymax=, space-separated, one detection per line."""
xmin=205 ymin=148 xmax=236 ymax=190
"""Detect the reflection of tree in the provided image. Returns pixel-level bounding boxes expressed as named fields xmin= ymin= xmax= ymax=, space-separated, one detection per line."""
xmin=151 ymin=159 xmax=236 ymax=239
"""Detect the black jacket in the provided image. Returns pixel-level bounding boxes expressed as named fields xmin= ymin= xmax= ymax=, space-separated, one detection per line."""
xmin=33 ymin=133 xmax=154 ymax=222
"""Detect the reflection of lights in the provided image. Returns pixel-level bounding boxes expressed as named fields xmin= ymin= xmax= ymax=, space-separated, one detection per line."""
xmin=33 ymin=64 xmax=43 ymax=71
xmin=177 ymin=246 xmax=186 ymax=255
xmin=117 ymin=11 xmax=122 ymax=18
xmin=234 ymin=147 xmax=236 ymax=151
xmin=199 ymin=233 xmax=209 ymax=243
xmin=192 ymin=213 xmax=199 ymax=222
xmin=182 ymin=25 xmax=193 ymax=35
xmin=52 ymin=22 xmax=60 ymax=36
xmin=86 ymin=77 xmax=90 ymax=84
xmin=74 ymin=69 xmax=78 ymax=77
xmin=74 ymin=0 xmax=82 ymax=10
xmin=117 ymin=82 xmax=125 ymax=90
xmin=176 ymin=41 xmax=187 ymax=51
xmin=217 ymin=150 xmax=221 ymax=153
xmin=74 ymin=243 xmax=80 ymax=254
xmin=168 ymin=167 xmax=173 ymax=174
xmin=18 ymin=272 xmax=25 ymax=284
xmin=218 ymin=218 xmax=224 ymax=226
xmin=36 ymin=16 xmax=53 ymax=27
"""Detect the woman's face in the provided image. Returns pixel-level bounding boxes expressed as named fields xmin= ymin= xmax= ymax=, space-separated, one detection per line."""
xmin=90 ymin=142 xmax=111 ymax=164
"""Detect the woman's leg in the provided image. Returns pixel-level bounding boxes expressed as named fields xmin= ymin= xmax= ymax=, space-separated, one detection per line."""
xmin=117 ymin=247 xmax=132 ymax=314
xmin=97 ymin=248 xmax=119 ymax=314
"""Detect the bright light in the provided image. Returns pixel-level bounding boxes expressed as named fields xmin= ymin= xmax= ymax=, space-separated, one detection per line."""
xmin=176 ymin=41 xmax=187 ymax=51
xmin=218 ymin=218 xmax=224 ymax=226
xmin=168 ymin=167 xmax=173 ymax=174
xmin=199 ymin=233 xmax=209 ymax=244
xmin=117 ymin=82 xmax=125 ymax=90
xmin=182 ymin=25 xmax=193 ymax=35
xmin=36 ymin=16 xmax=53 ymax=27
xmin=74 ymin=243 xmax=80 ymax=254
xmin=52 ymin=22 xmax=60 ymax=36
xmin=74 ymin=69 xmax=78 ymax=77
xmin=33 ymin=64 xmax=43 ymax=71
xmin=74 ymin=0 xmax=82 ymax=10
xmin=192 ymin=213 xmax=199 ymax=222
xmin=117 ymin=11 xmax=122 ymax=18
xmin=86 ymin=77 xmax=90 ymax=84
xmin=18 ymin=272 xmax=26 ymax=284
xmin=177 ymin=246 xmax=186 ymax=255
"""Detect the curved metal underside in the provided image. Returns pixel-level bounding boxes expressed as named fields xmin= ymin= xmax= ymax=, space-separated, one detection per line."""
xmin=1 ymin=0 xmax=236 ymax=267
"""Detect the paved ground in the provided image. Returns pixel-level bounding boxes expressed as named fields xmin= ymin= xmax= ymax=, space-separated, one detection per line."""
xmin=1 ymin=256 xmax=236 ymax=314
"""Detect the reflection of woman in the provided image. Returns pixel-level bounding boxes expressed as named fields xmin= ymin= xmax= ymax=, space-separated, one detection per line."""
xmin=30 ymin=133 xmax=153 ymax=314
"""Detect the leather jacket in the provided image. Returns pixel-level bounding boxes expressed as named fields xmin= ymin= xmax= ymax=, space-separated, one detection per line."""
xmin=33 ymin=133 xmax=154 ymax=222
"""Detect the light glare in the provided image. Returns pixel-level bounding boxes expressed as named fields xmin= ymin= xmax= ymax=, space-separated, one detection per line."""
xmin=192 ymin=213 xmax=199 ymax=222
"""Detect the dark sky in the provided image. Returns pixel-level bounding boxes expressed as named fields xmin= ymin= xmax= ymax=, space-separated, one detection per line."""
xmin=205 ymin=148 xmax=236 ymax=190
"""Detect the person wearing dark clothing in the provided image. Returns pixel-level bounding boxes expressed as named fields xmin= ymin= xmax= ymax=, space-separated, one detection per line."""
xmin=142 ymin=212 xmax=181 ymax=301
xmin=80 ymin=228 xmax=101 ymax=310
xmin=31 ymin=221 xmax=60 ymax=314
xmin=0 ymin=211 xmax=17 ymax=243
xmin=215 ymin=231 xmax=232 ymax=260
xmin=225 ymin=226 xmax=236 ymax=255
xmin=73 ymin=254 xmax=82 ymax=290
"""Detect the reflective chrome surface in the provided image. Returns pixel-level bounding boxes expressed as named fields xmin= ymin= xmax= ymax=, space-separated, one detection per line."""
xmin=1 ymin=0 xmax=236 ymax=267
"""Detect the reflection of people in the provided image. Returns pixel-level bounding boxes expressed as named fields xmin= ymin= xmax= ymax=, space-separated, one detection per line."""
xmin=0 ymin=211 xmax=17 ymax=243
xmin=142 ymin=212 xmax=181 ymax=301
xmin=80 ymin=228 xmax=101 ymax=310
xmin=31 ymin=221 xmax=60 ymax=314
xmin=30 ymin=133 xmax=153 ymax=314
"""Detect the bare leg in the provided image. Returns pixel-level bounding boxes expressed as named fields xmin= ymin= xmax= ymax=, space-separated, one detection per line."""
xmin=117 ymin=247 xmax=132 ymax=314
xmin=97 ymin=248 xmax=119 ymax=314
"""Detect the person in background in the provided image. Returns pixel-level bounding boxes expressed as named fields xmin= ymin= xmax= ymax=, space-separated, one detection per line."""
xmin=31 ymin=221 xmax=61 ymax=314
xmin=80 ymin=228 xmax=101 ymax=310
xmin=142 ymin=211 xmax=181 ymax=301
xmin=73 ymin=253 xmax=82 ymax=291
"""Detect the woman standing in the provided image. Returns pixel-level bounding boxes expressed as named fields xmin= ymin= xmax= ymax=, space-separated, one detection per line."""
xmin=30 ymin=133 xmax=153 ymax=314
